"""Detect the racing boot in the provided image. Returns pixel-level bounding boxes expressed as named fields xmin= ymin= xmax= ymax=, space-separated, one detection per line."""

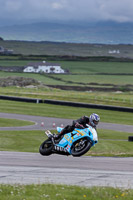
xmin=53 ymin=129 xmax=66 ymax=140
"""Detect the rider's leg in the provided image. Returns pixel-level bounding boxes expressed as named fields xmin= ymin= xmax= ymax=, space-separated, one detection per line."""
xmin=54 ymin=125 xmax=74 ymax=139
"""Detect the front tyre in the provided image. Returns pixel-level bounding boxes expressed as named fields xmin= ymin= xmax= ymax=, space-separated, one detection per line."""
xmin=39 ymin=138 xmax=53 ymax=156
xmin=71 ymin=138 xmax=92 ymax=157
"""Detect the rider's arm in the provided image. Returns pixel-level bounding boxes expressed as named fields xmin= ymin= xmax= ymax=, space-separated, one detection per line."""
xmin=72 ymin=117 xmax=83 ymax=126
xmin=72 ymin=116 xmax=87 ymax=128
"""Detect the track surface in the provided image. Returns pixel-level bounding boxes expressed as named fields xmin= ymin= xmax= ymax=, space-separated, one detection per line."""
xmin=0 ymin=151 xmax=133 ymax=188
xmin=0 ymin=112 xmax=133 ymax=188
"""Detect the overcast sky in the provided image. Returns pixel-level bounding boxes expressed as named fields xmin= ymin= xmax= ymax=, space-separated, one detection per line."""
xmin=0 ymin=0 xmax=133 ymax=26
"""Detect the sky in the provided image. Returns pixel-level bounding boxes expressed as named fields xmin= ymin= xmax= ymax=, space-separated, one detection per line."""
xmin=0 ymin=0 xmax=133 ymax=26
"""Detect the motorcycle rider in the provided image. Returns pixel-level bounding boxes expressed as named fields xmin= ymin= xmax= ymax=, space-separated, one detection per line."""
xmin=53 ymin=113 xmax=100 ymax=139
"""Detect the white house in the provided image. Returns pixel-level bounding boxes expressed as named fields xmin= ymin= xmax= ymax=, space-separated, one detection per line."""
xmin=108 ymin=50 xmax=120 ymax=54
xmin=23 ymin=61 xmax=65 ymax=73
xmin=23 ymin=66 xmax=35 ymax=73
xmin=0 ymin=46 xmax=13 ymax=54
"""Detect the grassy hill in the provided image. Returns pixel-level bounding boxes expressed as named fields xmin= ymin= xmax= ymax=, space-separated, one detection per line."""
xmin=1 ymin=40 xmax=133 ymax=58
xmin=0 ymin=43 xmax=132 ymax=107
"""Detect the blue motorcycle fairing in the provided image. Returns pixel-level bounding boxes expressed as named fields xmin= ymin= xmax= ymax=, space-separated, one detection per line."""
xmin=56 ymin=127 xmax=97 ymax=154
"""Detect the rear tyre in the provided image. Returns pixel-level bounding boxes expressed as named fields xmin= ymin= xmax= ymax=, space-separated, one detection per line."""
xmin=39 ymin=138 xmax=53 ymax=156
xmin=71 ymin=138 xmax=92 ymax=157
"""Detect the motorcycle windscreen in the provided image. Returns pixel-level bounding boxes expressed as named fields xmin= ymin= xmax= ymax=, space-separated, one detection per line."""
xmin=57 ymin=127 xmax=63 ymax=133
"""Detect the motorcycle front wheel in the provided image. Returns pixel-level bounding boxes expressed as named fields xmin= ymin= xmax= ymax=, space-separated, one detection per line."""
xmin=71 ymin=138 xmax=92 ymax=157
xmin=39 ymin=138 xmax=53 ymax=156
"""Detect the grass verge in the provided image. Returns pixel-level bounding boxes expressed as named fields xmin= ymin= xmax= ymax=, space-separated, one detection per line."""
xmin=0 ymin=129 xmax=133 ymax=157
xmin=0 ymin=118 xmax=34 ymax=127
xmin=0 ymin=100 xmax=133 ymax=125
xmin=0 ymin=86 xmax=133 ymax=108
xmin=0 ymin=184 xmax=133 ymax=200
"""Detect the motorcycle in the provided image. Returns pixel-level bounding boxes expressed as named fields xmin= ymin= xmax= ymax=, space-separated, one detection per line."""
xmin=39 ymin=125 xmax=98 ymax=157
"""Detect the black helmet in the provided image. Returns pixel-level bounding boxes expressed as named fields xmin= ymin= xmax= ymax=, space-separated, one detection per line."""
xmin=89 ymin=113 xmax=100 ymax=127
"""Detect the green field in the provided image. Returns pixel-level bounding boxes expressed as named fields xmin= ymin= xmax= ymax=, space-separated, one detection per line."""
xmin=0 ymin=59 xmax=133 ymax=74
xmin=0 ymin=59 xmax=133 ymax=90
xmin=0 ymin=60 xmax=33 ymax=66
xmin=0 ymin=55 xmax=133 ymax=92
xmin=0 ymin=71 xmax=133 ymax=87
xmin=1 ymin=184 xmax=133 ymax=200
xmin=50 ymin=73 xmax=133 ymax=85
xmin=0 ymin=71 xmax=64 ymax=85
xmin=59 ymin=61 xmax=133 ymax=74
xmin=1 ymin=40 xmax=133 ymax=58
xmin=0 ymin=58 xmax=133 ymax=108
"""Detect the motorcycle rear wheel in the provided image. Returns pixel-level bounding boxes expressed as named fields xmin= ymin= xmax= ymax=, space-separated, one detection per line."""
xmin=39 ymin=138 xmax=53 ymax=156
xmin=71 ymin=138 xmax=92 ymax=157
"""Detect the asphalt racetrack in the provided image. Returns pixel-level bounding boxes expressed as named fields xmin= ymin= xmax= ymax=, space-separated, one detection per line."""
xmin=0 ymin=112 xmax=133 ymax=188
xmin=0 ymin=112 xmax=133 ymax=133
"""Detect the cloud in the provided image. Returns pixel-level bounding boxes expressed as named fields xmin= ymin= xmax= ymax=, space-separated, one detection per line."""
xmin=5 ymin=0 xmax=22 ymax=12
xmin=97 ymin=0 xmax=133 ymax=22
xmin=51 ymin=1 xmax=66 ymax=10
xmin=0 ymin=0 xmax=133 ymax=25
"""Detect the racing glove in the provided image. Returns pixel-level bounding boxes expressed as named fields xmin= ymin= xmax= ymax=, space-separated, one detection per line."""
xmin=75 ymin=122 xmax=84 ymax=129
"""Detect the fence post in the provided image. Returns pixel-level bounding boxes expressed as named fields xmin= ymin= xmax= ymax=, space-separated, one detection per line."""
xmin=36 ymin=99 xmax=39 ymax=104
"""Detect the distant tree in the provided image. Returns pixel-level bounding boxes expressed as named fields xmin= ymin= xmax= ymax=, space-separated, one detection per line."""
xmin=0 ymin=37 xmax=4 ymax=41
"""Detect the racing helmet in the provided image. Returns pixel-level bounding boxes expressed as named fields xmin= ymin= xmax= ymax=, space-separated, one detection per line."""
xmin=89 ymin=113 xmax=100 ymax=127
